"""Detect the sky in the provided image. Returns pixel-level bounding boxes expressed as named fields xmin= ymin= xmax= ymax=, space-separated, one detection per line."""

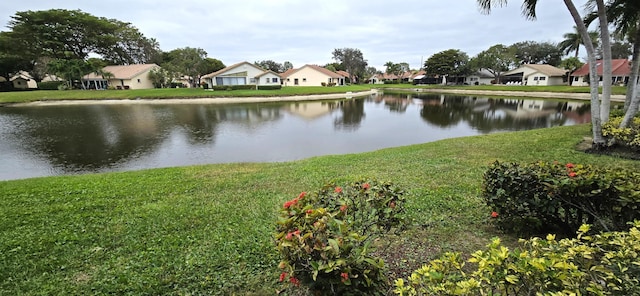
xmin=1 ymin=0 xmax=590 ymax=71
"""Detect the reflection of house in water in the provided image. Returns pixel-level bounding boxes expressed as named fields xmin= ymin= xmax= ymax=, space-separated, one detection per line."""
xmin=499 ymin=99 xmax=559 ymax=119
xmin=283 ymin=102 xmax=338 ymax=120
xmin=373 ymin=94 xmax=414 ymax=113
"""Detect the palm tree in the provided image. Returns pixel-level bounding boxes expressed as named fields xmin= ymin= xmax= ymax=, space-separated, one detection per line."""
xmin=558 ymin=26 xmax=599 ymax=57
xmin=477 ymin=0 xmax=607 ymax=147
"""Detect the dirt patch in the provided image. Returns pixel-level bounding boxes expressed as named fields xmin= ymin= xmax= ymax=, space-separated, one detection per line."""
xmin=577 ymin=137 xmax=640 ymax=160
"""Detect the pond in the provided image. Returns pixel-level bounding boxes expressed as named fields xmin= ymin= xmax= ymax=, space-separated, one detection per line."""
xmin=0 ymin=92 xmax=590 ymax=180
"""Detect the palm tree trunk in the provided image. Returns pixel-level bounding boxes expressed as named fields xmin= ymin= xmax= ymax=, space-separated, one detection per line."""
xmin=624 ymin=25 xmax=640 ymax=112
xmin=564 ymin=0 xmax=606 ymax=147
xmin=596 ymin=0 xmax=612 ymax=123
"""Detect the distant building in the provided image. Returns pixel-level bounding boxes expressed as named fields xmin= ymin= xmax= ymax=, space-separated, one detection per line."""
xmin=570 ymin=59 xmax=631 ymax=86
xmin=83 ymin=64 xmax=160 ymax=89
xmin=502 ymin=64 xmax=567 ymax=86
xmin=201 ymin=61 xmax=281 ymax=87
xmin=280 ymin=65 xmax=345 ymax=86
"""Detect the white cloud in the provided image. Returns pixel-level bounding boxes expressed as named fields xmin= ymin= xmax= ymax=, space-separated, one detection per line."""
xmin=1 ymin=0 xmax=589 ymax=71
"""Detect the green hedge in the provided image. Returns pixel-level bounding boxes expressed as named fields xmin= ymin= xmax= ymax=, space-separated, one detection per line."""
xmin=257 ymin=84 xmax=281 ymax=90
xmin=482 ymin=161 xmax=640 ymax=236
xmin=37 ymin=81 xmax=65 ymax=90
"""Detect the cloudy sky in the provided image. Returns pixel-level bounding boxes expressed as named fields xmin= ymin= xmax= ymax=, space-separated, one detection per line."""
xmin=1 ymin=0 xmax=589 ymax=71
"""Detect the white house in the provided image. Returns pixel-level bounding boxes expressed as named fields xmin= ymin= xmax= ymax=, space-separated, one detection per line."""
xmin=10 ymin=71 xmax=38 ymax=89
xmin=465 ymin=69 xmax=495 ymax=85
xmin=201 ymin=61 xmax=281 ymax=87
xmin=281 ymin=64 xmax=345 ymax=86
xmin=502 ymin=64 xmax=567 ymax=86
xmin=570 ymin=59 xmax=631 ymax=86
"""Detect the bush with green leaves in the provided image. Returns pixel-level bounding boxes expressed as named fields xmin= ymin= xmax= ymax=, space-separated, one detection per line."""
xmin=482 ymin=161 xmax=640 ymax=236
xmin=275 ymin=179 xmax=406 ymax=295
xmin=602 ymin=115 xmax=640 ymax=150
xmin=394 ymin=221 xmax=640 ymax=295
xmin=257 ymin=84 xmax=282 ymax=90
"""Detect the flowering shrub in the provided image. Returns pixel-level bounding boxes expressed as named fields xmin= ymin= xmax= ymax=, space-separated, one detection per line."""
xmin=482 ymin=161 xmax=640 ymax=235
xmin=602 ymin=115 xmax=640 ymax=150
xmin=394 ymin=221 xmax=640 ymax=295
xmin=275 ymin=179 xmax=406 ymax=295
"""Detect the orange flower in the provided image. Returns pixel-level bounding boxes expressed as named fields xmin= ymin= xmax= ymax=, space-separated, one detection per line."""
xmin=362 ymin=183 xmax=370 ymax=190
xmin=341 ymin=272 xmax=349 ymax=282
xmin=569 ymin=172 xmax=577 ymax=177
xmin=491 ymin=211 xmax=499 ymax=218
xmin=279 ymin=272 xmax=287 ymax=282
xmin=298 ymin=192 xmax=306 ymax=199
xmin=335 ymin=186 xmax=342 ymax=193
xmin=389 ymin=201 xmax=396 ymax=209
xmin=283 ymin=198 xmax=298 ymax=209
xmin=306 ymin=209 xmax=313 ymax=214
xmin=289 ymin=277 xmax=300 ymax=287
xmin=340 ymin=204 xmax=348 ymax=212
xmin=566 ymin=163 xmax=575 ymax=169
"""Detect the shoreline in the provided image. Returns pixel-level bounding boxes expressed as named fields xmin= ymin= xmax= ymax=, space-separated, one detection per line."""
xmin=6 ymin=90 xmax=378 ymax=107
xmin=4 ymin=88 xmax=627 ymax=107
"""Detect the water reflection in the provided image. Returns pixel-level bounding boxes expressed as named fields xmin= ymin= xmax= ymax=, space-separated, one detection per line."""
xmin=0 ymin=92 xmax=590 ymax=180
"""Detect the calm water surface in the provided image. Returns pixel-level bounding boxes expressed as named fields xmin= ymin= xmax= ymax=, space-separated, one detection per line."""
xmin=0 ymin=92 xmax=590 ymax=180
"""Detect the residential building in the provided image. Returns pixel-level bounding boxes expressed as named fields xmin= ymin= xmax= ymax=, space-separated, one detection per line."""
xmin=570 ymin=59 xmax=632 ymax=86
xmin=281 ymin=65 xmax=345 ymax=86
xmin=502 ymin=64 xmax=567 ymax=86
xmin=83 ymin=64 xmax=160 ymax=89
xmin=201 ymin=61 xmax=281 ymax=87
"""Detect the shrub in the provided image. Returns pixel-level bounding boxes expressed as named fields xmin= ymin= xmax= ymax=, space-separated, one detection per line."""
xmin=257 ymin=84 xmax=282 ymax=90
xmin=602 ymin=115 xmax=640 ymax=150
xmin=37 ymin=81 xmax=65 ymax=90
xmin=321 ymin=82 xmax=327 ymax=87
xmin=394 ymin=221 xmax=640 ymax=295
xmin=275 ymin=179 xmax=406 ymax=295
xmin=482 ymin=161 xmax=640 ymax=236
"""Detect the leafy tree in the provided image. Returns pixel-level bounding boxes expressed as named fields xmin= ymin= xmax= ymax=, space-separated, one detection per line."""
xmin=424 ymin=49 xmax=471 ymax=83
xmin=559 ymin=56 xmax=585 ymax=72
xmin=470 ymin=44 xmax=517 ymax=83
xmin=283 ymin=61 xmax=294 ymax=71
xmin=254 ymin=60 xmax=283 ymax=72
xmin=46 ymin=58 xmax=96 ymax=89
xmin=558 ymin=26 xmax=600 ymax=58
xmin=165 ymin=47 xmax=208 ymax=87
xmin=5 ymin=9 xmax=158 ymax=65
xmin=148 ymin=67 xmax=175 ymax=88
xmin=332 ymin=48 xmax=368 ymax=84
xmin=384 ymin=61 xmax=409 ymax=82
xmin=509 ymin=41 xmax=564 ymax=66
xmin=0 ymin=32 xmax=30 ymax=79
xmin=199 ymin=58 xmax=225 ymax=76
xmin=607 ymin=40 xmax=632 ymax=59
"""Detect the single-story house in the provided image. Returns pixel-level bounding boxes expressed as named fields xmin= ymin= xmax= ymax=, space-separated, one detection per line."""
xmin=464 ymin=69 xmax=495 ymax=85
xmin=502 ymin=64 xmax=567 ymax=86
xmin=83 ymin=64 xmax=160 ymax=90
xmin=10 ymin=71 xmax=38 ymax=89
xmin=281 ymin=65 xmax=345 ymax=86
xmin=570 ymin=59 xmax=631 ymax=86
xmin=201 ymin=61 xmax=281 ymax=87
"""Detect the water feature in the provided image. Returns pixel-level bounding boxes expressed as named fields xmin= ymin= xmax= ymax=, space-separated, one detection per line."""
xmin=0 ymin=92 xmax=590 ymax=180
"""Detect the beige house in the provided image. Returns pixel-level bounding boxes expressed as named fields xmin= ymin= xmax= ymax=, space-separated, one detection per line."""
xmin=502 ymin=64 xmax=567 ymax=86
xmin=281 ymin=65 xmax=345 ymax=86
xmin=201 ymin=61 xmax=281 ymax=87
xmin=83 ymin=64 xmax=160 ymax=90
xmin=10 ymin=71 xmax=38 ymax=89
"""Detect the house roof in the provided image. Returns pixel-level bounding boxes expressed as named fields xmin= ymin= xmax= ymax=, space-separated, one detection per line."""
xmin=504 ymin=64 xmax=567 ymax=77
xmin=84 ymin=64 xmax=159 ymax=80
xmin=281 ymin=64 xmax=344 ymax=79
xmin=336 ymin=70 xmax=350 ymax=78
xmin=473 ymin=68 xmax=495 ymax=78
xmin=255 ymin=70 xmax=282 ymax=78
xmin=571 ymin=59 xmax=631 ymax=76
xmin=10 ymin=70 xmax=33 ymax=81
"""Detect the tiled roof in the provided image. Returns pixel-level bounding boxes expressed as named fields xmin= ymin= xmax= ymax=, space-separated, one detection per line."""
xmin=281 ymin=65 xmax=344 ymax=79
xmin=571 ymin=59 xmax=631 ymax=76
xmin=255 ymin=70 xmax=282 ymax=78
xmin=201 ymin=61 xmax=252 ymax=79
xmin=504 ymin=64 xmax=567 ymax=77
xmin=84 ymin=64 xmax=159 ymax=80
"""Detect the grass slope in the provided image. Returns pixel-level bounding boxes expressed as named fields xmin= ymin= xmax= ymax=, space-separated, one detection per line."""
xmin=1 ymin=125 xmax=639 ymax=295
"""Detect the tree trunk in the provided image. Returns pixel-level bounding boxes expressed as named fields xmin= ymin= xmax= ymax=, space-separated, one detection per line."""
xmin=624 ymin=25 xmax=640 ymax=113
xmin=620 ymin=82 xmax=640 ymax=128
xmin=596 ymin=0 xmax=612 ymax=123
xmin=564 ymin=0 xmax=606 ymax=147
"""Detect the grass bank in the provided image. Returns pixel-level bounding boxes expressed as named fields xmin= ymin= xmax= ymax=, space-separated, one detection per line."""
xmin=0 ymin=85 xmax=372 ymax=104
xmin=0 ymin=84 xmax=629 ymax=105
xmin=2 ymin=125 xmax=639 ymax=295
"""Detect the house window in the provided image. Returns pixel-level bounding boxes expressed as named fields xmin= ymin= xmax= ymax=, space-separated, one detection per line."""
xmin=574 ymin=77 xmax=579 ymax=81
xmin=303 ymin=78 xmax=307 ymax=82
xmin=266 ymin=78 xmax=270 ymax=83
xmin=250 ymin=78 xmax=256 ymax=84
xmin=539 ymin=77 xmax=546 ymax=81
xmin=294 ymin=78 xmax=299 ymax=85
xmin=533 ymin=77 xmax=538 ymax=81
xmin=272 ymin=77 xmax=278 ymax=83
xmin=137 ymin=79 xmax=141 ymax=83
xmin=287 ymin=78 xmax=290 ymax=81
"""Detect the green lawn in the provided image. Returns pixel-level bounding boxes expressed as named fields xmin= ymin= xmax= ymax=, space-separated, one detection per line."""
xmin=0 ymin=85 xmax=373 ymax=104
xmin=0 ymin=84 xmax=629 ymax=105
xmin=1 ymin=124 xmax=639 ymax=295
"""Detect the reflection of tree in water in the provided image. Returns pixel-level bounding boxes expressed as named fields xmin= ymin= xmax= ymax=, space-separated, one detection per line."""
xmin=415 ymin=94 xmax=587 ymax=133
xmin=334 ymin=98 xmax=365 ymax=131
xmin=3 ymin=103 xmax=284 ymax=172
xmin=374 ymin=94 xmax=412 ymax=113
